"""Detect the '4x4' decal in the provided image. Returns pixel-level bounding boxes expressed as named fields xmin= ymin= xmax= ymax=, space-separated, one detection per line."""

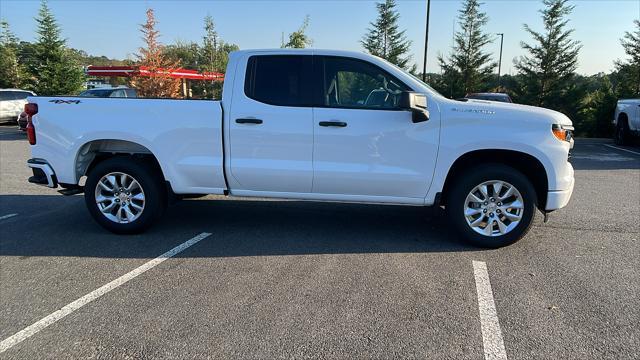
xmin=49 ymin=99 xmax=81 ymax=104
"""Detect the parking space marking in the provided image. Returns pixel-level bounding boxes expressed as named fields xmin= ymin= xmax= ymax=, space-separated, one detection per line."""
xmin=0 ymin=232 xmax=212 ymax=354
xmin=0 ymin=213 xmax=18 ymax=221
xmin=603 ymin=144 xmax=640 ymax=156
xmin=473 ymin=260 xmax=508 ymax=360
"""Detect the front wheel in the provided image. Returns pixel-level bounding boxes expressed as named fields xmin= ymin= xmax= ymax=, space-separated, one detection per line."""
xmin=84 ymin=157 xmax=166 ymax=234
xmin=615 ymin=120 xmax=630 ymax=145
xmin=446 ymin=164 xmax=537 ymax=248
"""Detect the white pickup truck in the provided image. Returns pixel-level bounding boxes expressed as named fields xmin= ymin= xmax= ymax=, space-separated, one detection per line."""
xmin=24 ymin=49 xmax=575 ymax=247
xmin=614 ymin=99 xmax=640 ymax=145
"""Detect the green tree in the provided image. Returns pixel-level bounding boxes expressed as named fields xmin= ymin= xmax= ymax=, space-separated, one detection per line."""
xmin=282 ymin=15 xmax=312 ymax=49
xmin=202 ymin=15 xmax=219 ymax=71
xmin=27 ymin=1 xmax=85 ymax=95
xmin=361 ymin=0 xmax=412 ymax=69
xmin=164 ymin=41 xmax=200 ymax=70
xmin=577 ymin=75 xmax=617 ymax=137
xmin=614 ymin=19 xmax=640 ymax=97
xmin=437 ymin=0 xmax=496 ymax=98
xmin=205 ymin=41 xmax=238 ymax=98
xmin=0 ymin=20 xmax=23 ymax=88
xmin=200 ymin=15 xmax=237 ymax=98
xmin=515 ymin=0 xmax=581 ymax=110
xmin=163 ymin=16 xmax=239 ymax=99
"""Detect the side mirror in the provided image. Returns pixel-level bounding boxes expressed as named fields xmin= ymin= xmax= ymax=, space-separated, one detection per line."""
xmin=399 ymin=91 xmax=429 ymax=123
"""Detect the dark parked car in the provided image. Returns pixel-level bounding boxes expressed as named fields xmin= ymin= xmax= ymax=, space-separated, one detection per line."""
xmin=462 ymin=92 xmax=513 ymax=103
xmin=79 ymin=87 xmax=137 ymax=98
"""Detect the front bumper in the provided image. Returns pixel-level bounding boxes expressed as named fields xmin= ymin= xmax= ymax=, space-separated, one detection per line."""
xmin=545 ymin=167 xmax=574 ymax=210
xmin=27 ymin=159 xmax=58 ymax=188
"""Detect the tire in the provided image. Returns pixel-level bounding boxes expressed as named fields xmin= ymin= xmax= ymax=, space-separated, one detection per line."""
xmin=446 ymin=164 xmax=537 ymax=248
xmin=84 ymin=157 xmax=166 ymax=234
xmin=615 ymin=118 xmax=630 ymax=145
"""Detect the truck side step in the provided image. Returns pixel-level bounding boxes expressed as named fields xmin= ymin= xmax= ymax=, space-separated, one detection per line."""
xmin=28 ymin=174 xmax=49 ymax=186
xmin=58 ymin=187 xmax=84 ymax=196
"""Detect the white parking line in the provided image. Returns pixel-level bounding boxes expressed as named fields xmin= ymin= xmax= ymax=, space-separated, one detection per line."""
xmin=473 ymin=260 xmax=508 ymax=360
xmin=0 ymin=232 xmax=211 ymax=354
xmin=0 ymin=213 xmax=18 ymax=221
xmin=603 ymin=144 xmax=640 ymax=156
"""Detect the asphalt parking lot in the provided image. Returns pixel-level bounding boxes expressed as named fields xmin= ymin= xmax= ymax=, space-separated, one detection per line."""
xmin=0 ymin=125 xmax=638 ymax=359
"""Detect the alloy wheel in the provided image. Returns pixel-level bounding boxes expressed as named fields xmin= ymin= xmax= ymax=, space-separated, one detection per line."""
xmin=94 ymin=172 xmax=145 ymax=223
xmin=463 ymin=180 xmax=524 ymax=237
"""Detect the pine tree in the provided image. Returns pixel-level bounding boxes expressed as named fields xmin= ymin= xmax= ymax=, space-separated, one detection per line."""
xmin=515 ymin=0 xmax=581 ymax=109
xmin=361 ymin=0 xmax=412 ymax=69
xmin=578 ymin=75 xmax=617 ymax=137
xmin=614 ymin=19 xmax=640 ymax=97
xmin=28 ymin=1 xmax=85 ymax=95
xmin=202 ymin=15 xmax=219 ymax=71
xmin=282 ymin=16 xmax=312 ymax=49
xmin=131 ymin=8 xmax=182 ymax=98
xmin=0 ymin=20 xmax=23 ymax=88
xmin=201 ymin=15 xmax=237 ymax=98
xmin=437 ymin=0 xmax=496 ymax=98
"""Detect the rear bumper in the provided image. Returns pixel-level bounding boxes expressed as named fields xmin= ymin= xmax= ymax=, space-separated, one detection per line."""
xmin=27 ymin=159 xmax=58 ymax=188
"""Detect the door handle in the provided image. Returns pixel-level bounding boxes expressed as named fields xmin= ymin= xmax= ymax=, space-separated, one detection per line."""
xmin=319 ymin=121 xmax=347 ymax=127
xmin=236 ymin=118 xmax=263 ymax=124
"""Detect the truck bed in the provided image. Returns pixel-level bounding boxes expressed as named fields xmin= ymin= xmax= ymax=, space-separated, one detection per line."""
xmin=29 ymin=97 xmax=227 ymax=194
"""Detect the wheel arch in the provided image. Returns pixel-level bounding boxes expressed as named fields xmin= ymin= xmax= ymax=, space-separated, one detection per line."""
xmin=75 ymin=139 xmax=165 ymax=186
xmin=439 ymin=149 xmax=549 ymax=210
xmin=617 ymin=111 xmax=629 ymax=124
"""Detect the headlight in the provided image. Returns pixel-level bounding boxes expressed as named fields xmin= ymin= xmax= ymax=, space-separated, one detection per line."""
xmin=552 ymin=124 xmax=573 ymax=142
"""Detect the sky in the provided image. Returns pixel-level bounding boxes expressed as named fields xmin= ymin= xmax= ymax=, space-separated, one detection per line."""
xmin=1 ymin=0 xmax=639 ymax=75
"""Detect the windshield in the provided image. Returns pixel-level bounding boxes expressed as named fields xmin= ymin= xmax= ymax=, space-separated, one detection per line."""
xmin=408 ymin=73 xmax=443 ymax=96
xmin=80 ymin=89 xmax=115 ymax=97
xmin=381 ymin=59 xmax=445 ymax=98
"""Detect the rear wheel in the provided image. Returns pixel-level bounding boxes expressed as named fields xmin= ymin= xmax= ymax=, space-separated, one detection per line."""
xmin=446 ymin=164 xmax=537 ymax=248
xmin=84 ymin=157 xmax=166 ymax=234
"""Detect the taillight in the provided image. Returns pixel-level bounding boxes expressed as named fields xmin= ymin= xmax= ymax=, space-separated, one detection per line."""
xmin=26 ymin=120 xmax=36 ymax=145
xmin=25 ymin=103 xmax=38 ymax=145
xmin=25 ymin=103 xmax=38 ymax=116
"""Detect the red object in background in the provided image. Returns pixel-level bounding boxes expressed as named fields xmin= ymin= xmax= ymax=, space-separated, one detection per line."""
xmin=86 ymin=66 xmax=224 ymax=81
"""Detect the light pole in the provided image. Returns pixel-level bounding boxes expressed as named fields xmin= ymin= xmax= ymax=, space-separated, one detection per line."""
xmin=497 ymin=33 xmax=504 ymax=88
xmin=422 ymin=0 xmax=431 ymax=82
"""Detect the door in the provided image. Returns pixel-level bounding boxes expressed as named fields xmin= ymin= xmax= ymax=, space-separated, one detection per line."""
xmin=312 ymin=56 xmax=439 ymax=200
xmin=228 ymin=54 xmax=314 ymax=193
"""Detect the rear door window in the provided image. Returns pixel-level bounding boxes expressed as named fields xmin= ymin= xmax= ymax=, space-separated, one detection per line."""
xmin=244 ymin=55 xmax=313 ymax=107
